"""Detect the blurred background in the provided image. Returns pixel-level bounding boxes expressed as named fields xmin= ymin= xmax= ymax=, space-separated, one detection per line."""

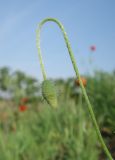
xmin=0 ymin=0 xmax=115 ymax=160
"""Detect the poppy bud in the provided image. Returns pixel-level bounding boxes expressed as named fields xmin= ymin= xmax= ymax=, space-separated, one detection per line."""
xmin=42 ymin=80 xmax=58 ymax=108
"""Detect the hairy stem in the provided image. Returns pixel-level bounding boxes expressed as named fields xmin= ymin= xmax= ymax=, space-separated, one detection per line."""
xmin=36 ymin=25 xmax=47 ymax=80
xmin=36 ymin=18 xmax=113 ymax=160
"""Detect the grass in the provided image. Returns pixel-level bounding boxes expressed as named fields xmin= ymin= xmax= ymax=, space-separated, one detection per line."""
xmin=0 ymin=68 xmax=115 ymax=159
xmin=0 ymin=100 xmax=100 ymax=160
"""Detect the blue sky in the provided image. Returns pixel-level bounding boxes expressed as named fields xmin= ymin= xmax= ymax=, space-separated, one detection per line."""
xmin=0 ymin=0 xmax=115 ymax=80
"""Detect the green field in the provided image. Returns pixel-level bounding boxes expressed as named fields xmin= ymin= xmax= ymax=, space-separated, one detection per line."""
xmin=0 ymin=67 xmax=115 ymax=160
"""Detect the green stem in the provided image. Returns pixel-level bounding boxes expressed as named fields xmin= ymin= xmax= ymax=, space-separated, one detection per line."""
xmin=36 ymin=18 xmax=113 ymax=160
xmin=36 ymin=24 xmax=47 ymax=80
xmin=77 ymin=93 xmax=84 ymax=159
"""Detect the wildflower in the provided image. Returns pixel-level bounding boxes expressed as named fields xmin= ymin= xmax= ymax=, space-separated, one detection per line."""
xmin=21 ymin=97 xmax=28 ymax=103
xmin=90 ymin=45 xmax=96 ymax=51
xmin=19 ymin=105 xmax=28 ymax=112
xmin=75 ymin=77 xmax=87 ymax=87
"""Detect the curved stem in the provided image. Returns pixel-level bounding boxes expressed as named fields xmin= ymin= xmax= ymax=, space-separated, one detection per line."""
xmin=36 ymin=18 xmax=113 ymax=160
xmin=36 ymin=24 xmax=47 ymax=80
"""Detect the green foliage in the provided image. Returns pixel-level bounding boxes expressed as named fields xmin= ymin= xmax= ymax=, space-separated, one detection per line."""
xmin=87 ymin=71 xmax=115 ymax=131
xmin=0 ymin=67 xmax=11 ymax=91
xmin=0 ymin=67 xmax=115 ymax=159
xmin=0 ymin=67 xmax=40 ymax=102
xmin=0 ymin=102 xmax=99 ymax=160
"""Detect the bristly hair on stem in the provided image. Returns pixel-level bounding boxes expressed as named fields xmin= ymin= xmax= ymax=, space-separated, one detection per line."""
xmin=36 ymin=18 xmax=113 ymax=160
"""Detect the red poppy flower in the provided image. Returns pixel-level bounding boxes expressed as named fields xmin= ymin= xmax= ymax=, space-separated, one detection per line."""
xmin=75 ymin=77 xmax=87 ymax=87
xmin=21 ymin=97 xmax=28 ymax=103
xmin=90 ymin=45 xmax=96 ymax=51
xmin=19 ymin=105 xmax=28 ymax=112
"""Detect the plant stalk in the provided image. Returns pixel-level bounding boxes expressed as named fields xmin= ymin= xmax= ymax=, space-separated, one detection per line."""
xmin=36 ymin=18 xmax=113 ymax=160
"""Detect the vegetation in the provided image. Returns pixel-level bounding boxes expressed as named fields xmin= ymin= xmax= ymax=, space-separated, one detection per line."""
xmin=0 ymin=67 xmax=115 ymax=160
